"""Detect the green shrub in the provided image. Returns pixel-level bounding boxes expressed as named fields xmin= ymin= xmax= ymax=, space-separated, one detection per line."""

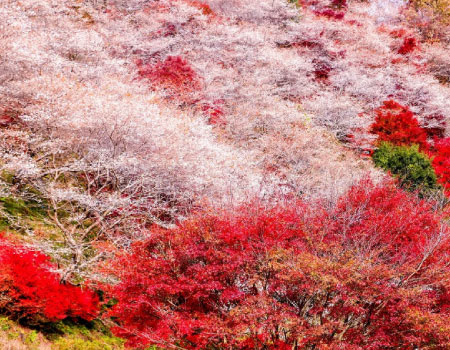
xmin=373 ymin=142 xmax=437 ymax=192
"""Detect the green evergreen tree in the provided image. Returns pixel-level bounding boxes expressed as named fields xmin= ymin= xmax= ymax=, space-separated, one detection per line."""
xmin=373 ymin=142 xmax=437 ymax=193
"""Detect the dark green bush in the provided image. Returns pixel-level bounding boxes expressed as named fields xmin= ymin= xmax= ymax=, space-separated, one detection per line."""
xmin=373 ymin=142 xmax=437 ymax=192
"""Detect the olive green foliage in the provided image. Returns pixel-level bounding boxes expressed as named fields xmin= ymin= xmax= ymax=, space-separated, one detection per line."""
xmin=0 ymin=316 xmax=42 ymax=348
xmin=0 ymin=316 xmax=124 ymax=350
xmin=0 ymin=196 xmax=47 ymax=219
xmin=49 ymin=321 xmax=124 ymax=350
xmin=25 ymin=330 xmax=38 ymax=345
xmin=373 ymin=142 xmax=437 ymax=192
xmin=288 ymin=0 xmax=301 ymax=6
xmin=406 ymin=0 xmax=450 ymax=40
xmin=0 ymin=317 xmax=13 ymax=332
xmin=410 ymin=0 xmax=450 ymax=24
xmin=0 ymin=172 xmax=48 ymax=230
xmin=0 ymin=195 xmax=49 ymax=232
xmin=51 ymin=334 xmax=124 ymax=350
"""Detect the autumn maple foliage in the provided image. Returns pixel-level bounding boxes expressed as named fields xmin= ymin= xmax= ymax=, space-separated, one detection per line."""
xmin=398 ymin=37 xmax=418 ymax=55
xmin=432 ymin=137 xmax=450 ymax=192
xmin=0 ymin=235 xmax=99 ymax=324
xmin=370 ymin=100 xmax=429 ymax=150
xmin=185 ymin=0 xmax=215 ymax=16
xmin=136 ymin=56 xmax=201 ymax=94
xmin=104 ymin=180 xmax=450 ymax=349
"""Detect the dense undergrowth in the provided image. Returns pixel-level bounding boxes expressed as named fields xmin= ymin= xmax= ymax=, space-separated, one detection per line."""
xmin=0 ymin=0 xmax=450 ymax=349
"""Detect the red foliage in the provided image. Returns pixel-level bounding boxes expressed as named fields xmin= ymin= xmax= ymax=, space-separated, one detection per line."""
xmin=432 ymin=137 xmax=450 ymax=192
xmin=0 ymin=114 xmax=14 ymax=127
xmin=0 ymin=109 xmax=20 ymax=127
xmin=423 ymin=113 xmax=447 ymax=139
xmin=390 ymin=28 xmax=407 ymax=38
xmin=313 ymin=59 xmax=332 ymax=81
xmin=0 ymin=235 xmax=99 ymax=324
xmin=398 ymin=37 xmax=418 ymax=55
xmin=313 ymin=8 xmax=345 ymax=20
xmin=391 ymin=57 xmax=405 ymax=64
xmin=159 ymin=22 xmax=177 ymax=37
xmin=345 ymin=19 xmax=363 ymax=26
xmin=331 ymin=180 xmax=440 ymax=259
xmin=287 ymin=39 xmax=323 ymax=50
xmin=297 ymin=40 xmax=322 ymax=49
xmin=201 ymin=103 xmax=226 ymax=126
xmin=331 ymin=0 xmax=347 ymax=9
xmin=186 ymin=1 xmax=215 ymax=16
xmin=137 ymin=56 xmax=201 ymax=93
xmin=370 ymin=100 xmax=429 ymax=150
xmin=104 ymin=181 xmax=450 ymax=349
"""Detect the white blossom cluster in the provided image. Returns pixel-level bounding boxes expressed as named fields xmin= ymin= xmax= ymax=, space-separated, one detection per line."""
xmin=1 ymin=0 xmax=449 ymax=212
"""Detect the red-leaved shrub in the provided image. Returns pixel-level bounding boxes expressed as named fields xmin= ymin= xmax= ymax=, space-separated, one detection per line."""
xmin=0 ymin=114 xmax=14 ymax=127
xmin=0 ymin=109 xmax=19 ymax=128
xmin=313 ymin=8 xmax=345 ymax=20
xmin=0 ymin=235 xmax=99 ymax=324
xmin=186 ymin=1 xmax=215 ymax=16
xmin=313 ymin=59 xmax=332 ymax=80
xmin=331 ymin=0 xmax=347 ymax=9
xmin=104 ymin=180 xmax=450 ymax=349
xmin=201 ymin=103 xmax=226 ymax=126
xmin=432 ymin=137 xmax=450 ymax=192
xmin=370 ymin=100 xmax=429 ymax=150
xmin=390 ymin=28 xmax=407 ymax=38
xmin=159 ymin=22 xmax=177 ymax=37
xmin=398 ymin=37 xmax=418 ymax=55
xmin=423 ymin=113 xmax=447 ymax=139
xmin=137 ymin=56 xmax=201 ymax=94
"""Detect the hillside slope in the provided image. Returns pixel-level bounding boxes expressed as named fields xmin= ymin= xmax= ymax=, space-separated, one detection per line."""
xmin=1 ymin=0 xmax=450 ymax=349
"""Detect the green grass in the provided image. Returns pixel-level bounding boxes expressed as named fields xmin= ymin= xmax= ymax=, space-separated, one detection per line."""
xmin=0 ymin=196 xmax=47 ymax=218
xmin=49 ymin=321 xmax=124 ymax=350
xmin=51 ymin=334 xmax=124 ymax=350
xmin=0 ymin=316 xmax=125 ymax=350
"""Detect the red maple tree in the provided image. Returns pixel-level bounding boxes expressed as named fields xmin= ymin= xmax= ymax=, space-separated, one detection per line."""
xmin=398 ymin=37 xmax=418 ymax=55
xmin=103 ymin=180 xmax=450 ymax=349
xmin=137 ymin=56 xmax=201 ymax=94
xmin=432 ymin=137 xmax=450 ymax=193
xmin=370 ymin=100 xmax=429 ymax=150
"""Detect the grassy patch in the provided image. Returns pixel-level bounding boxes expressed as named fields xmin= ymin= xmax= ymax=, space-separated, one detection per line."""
xmin=0 ymin=316 xmax=124 ymax=350
xmin=0 ymin=195 xmax=49 ymax=232
xmin=50 ymin=321 xmax=124 ymax=350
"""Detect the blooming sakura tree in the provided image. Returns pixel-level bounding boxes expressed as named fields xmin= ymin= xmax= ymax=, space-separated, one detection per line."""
xmin=104 ymin=180 xmax=450 ymax=349
xmin=3 ymin=0 xmax=449 ymax=205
